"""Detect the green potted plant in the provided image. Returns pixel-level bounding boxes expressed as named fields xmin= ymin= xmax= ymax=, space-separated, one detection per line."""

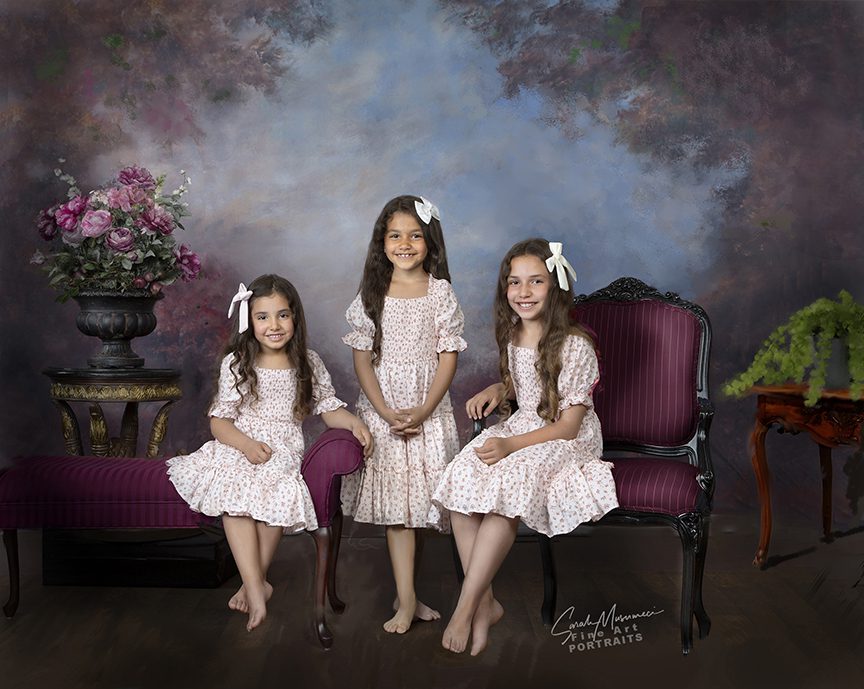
xmin=724 ymin=290 xmax=864 ymax=406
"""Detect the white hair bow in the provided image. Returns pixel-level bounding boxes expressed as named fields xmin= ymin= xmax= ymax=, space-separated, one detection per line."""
xmin=227 ymin=282 xmax=254 ymax=333
xmin=545 ymin=242 xmax=578 ymax=290
xmin=414 ymin=196 xmax=440 ymax=224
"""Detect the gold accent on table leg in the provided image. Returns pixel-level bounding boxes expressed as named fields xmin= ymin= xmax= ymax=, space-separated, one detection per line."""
xmin=89 ymin=403 xmax=110 ymax=456
xmin=147 ymin=400 xmax=178 ymax=458
xmin=53 ymin=400 xmax=83 ymax=456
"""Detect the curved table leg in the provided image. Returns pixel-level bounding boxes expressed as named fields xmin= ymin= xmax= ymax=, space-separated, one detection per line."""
xmin=819 ymin=444 xmax=833 ymax=542
xmin=52 ymin=400 xmax=82 ymax=456
xmin=751 ymin=417 xmax=772 ymax=568
xmin=89 ymin=403 xmax=110 ymax=456
xmin=2 ymin=530 xmax=19 ymax=618
xmin=119 ymin=402 xmax=139 ymax=457
xmin=146 ymin=400 xmax=177 ymax=458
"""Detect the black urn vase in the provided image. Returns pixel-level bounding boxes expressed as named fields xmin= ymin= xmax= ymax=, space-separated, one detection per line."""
xmin=74 ymin=290 xmax=164 ymax=368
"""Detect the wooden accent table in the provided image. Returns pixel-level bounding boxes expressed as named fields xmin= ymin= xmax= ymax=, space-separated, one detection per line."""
xmin=750 ymin=384 xmax=864 ymax=568
xmin=43 ymin=367 xmax=182 ymax=458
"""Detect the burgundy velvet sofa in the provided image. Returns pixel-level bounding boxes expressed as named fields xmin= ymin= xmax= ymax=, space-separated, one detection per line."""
xmin=471 ymin=277 xmax=714 ymax=654
xmin=0 ymin=428 xmax=363 ymax=649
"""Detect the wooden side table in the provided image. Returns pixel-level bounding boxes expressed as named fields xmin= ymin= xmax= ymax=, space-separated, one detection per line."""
xmin=44 ymin=367 xmax=182 ymax=458
xmin=750 ymin=384 xmax=864 ymax=568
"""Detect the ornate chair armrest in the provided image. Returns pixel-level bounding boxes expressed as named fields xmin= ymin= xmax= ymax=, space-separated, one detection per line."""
xmin=301 ymin=429 xmax=364 ymax=528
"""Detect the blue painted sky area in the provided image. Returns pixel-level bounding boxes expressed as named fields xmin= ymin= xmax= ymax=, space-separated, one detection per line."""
xmin=133 ymin=0 xmax=745 ymax=373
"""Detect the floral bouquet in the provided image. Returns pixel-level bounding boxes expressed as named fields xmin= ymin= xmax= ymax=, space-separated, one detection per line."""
xmin=32 ymin=161 xmax=202 ymax=301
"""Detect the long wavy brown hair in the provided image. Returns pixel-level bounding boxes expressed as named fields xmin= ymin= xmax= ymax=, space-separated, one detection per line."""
xmin=218 ymin=274 xmax=314 ymax=421
xmin=358 ymin=195 xmax=451 ymax=364
xmin=494 ymin=238 xmax=590 ymax=423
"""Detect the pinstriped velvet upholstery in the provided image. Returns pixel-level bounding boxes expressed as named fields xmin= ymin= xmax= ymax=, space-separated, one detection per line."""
xmin=611 ymin=458 xmax=700 ymax=515
xmin=301 ymin=429 xmax=365 ymax=527
xmin=572 ymin=301 xmax=701 ymax=447
xmin=0 ymin=456 xmax=205 ymax=528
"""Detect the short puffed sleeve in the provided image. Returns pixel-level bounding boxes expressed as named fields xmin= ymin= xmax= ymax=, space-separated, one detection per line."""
xmin=432 ymin=277 xmax=468 ymax=353
xmin=309 ymin=350 xmax=348 ymax=416
xmin=208 ymin=355 xmax=243 ymax=419
xmin=557 ymin=334 xmax=600 ymax=411
xmin=342 ymin=293 xmax=375 ymax=351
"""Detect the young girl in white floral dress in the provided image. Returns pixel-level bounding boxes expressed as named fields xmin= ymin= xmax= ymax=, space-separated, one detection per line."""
xmin=341 ymin=195 xmax=466 ymax=634
xmin=167 ymin=274 xmax=372 ymax=632
xmin=431 ymin=238 xmax=619 ymax=656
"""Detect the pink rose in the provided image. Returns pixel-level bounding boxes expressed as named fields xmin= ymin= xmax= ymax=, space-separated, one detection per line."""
xmin=106 ymin=185 xmax=150 ymax=212
xmin=139 ymin=205 xmax=174 ymax=235
xmin=105 ymin=227 xmax=135 ymax=252
xmin=80 ymin=209 xmax=113 ymax=238
xmin=117 ymin=165 xmax=157 ymax=190
xmin=150 ymin=282 xmax=163 ymax=295
xmin=175 ymin=244 xmax=201 ymax=282
xmin=55 ymin=195 xmax=88 ymax=231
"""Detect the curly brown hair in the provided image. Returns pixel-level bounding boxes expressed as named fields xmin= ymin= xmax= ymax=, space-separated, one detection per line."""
xmin=219 ymin=274 xmax=314 ymax=421
xmin=358 ymin=195 xmax=451 ymax=364
xmin=494 ymin=238 xmax=590 ymax=423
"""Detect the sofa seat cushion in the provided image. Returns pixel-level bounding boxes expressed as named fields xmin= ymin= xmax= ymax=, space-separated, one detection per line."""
xmin=610 ymin=457 xmax=702 ymax=515
xmin=0 ymin=455 xmax=205 ymax=529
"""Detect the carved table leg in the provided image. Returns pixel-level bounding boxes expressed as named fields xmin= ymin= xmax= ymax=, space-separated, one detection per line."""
xmin=119 ymin=402 xmax=139 ymax=457
xmin=2 ymin=530 xmax=19 ymax=618
xmin=146 ymin=400 xmax=177 ymax=458
xmin=89 ymin=403 xmax=110 ymax=456
xmin=751 ymin=417 xmax=772 ymax=568
xmin=51 ymin=400 xmax=82 ymax=456
xmin=819 ymin=444 xmax=833 ymax=542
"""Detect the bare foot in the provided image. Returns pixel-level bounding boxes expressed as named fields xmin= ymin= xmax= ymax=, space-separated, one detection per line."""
xmin=441 ymin=609 xmax=472 ymax=653
xmin=246 ymin=585 xmax=267 ymax=632
xmin=470 ymin=595 xmax=504 ymax=656
xmin=392 ymin=597 xmax=441 ymax=621
xmin=383 ymin=597 xmax=417 ymax=634
xmin=228 ymin=581 xmax=273 ymax=614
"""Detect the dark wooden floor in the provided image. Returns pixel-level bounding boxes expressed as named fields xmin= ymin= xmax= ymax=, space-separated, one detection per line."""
xmin=1 ymin=514 xmax=863 ymax=689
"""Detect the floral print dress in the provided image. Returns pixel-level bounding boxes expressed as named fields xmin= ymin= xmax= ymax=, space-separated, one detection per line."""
xmin=430 ymin=334 xmax=619 ymax=536
xmin=166 ymin=350 xmax=346 ymax=533
xmin=340 ymin=274 xmax=467 ymax=531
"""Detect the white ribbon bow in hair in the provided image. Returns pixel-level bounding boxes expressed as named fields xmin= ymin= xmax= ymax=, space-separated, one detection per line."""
xmin=227 ymin=282 xmax=254 ymax=333
xmin=414 ymin=196 xmax=440 ymax=224
xmin=545 ymin=242 xmax=578 ymax=290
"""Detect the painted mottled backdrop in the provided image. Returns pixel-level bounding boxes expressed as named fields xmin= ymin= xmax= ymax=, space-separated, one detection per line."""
xmin=2 ymin=0 xmax=863 ymax=524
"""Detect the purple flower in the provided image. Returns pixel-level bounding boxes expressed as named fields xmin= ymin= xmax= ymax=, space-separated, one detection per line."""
xmin=105 ymin=227 xmax=135 ymax=252
xmin=132 ymin=276 xmax=148 ymax=289
xmin=55 ymin=195 xmax=88 ymax=231
xmin=36 ymin=207 xmax=59 ymax=240
xmin=175 ymin=244 xmax=201 ymax=282
xmin=139 ymin=205 xmax=174 ymax=235
xmin=117 ymin=165 xmax=156 ymax=190
xmin=80 ymin=209 xmax=113 ymax=238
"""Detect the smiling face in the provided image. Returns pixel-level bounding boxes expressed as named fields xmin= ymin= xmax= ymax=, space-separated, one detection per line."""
xmin=384 ymin=211 xmax=428 ymax=274
xmin=250 ymin=292 xmax=294 ymax=354
xmin=506 ymin=254 xmax=551 ymax=322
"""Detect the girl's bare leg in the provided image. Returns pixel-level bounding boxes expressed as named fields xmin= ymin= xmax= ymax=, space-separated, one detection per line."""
xmin=449 ymin=511 xmax=504 ymax=655
xmin=228 ymin=522 xmax=281 ymax=613
xmin=223 ymin=515 xmax=268 ymax=631
xmin=442 ymin=513 xmax=517 ymax=654
xmin=391 ymin=529 xmax=440 ymax=621
xmin=383 ymin=525 xmax=418 ymax=633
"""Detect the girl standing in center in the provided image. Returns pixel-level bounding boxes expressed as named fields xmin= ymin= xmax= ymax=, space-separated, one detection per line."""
xmin=341 ymin=195 xmax=467 ymax=634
